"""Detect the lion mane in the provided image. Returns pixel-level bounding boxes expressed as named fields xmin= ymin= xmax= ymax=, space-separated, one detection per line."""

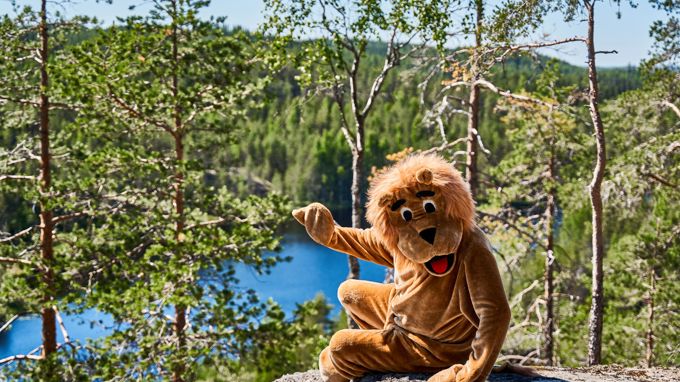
xmin=365 ymin=153 xmax=475 ymax=252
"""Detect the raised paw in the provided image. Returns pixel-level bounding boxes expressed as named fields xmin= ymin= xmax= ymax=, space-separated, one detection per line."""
xmin=292 ymin=202 xmax=335 ymax=245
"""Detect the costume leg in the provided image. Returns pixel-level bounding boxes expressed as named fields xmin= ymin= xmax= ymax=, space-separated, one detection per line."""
xmin=319 ymin=280 xmax=393 ymax=381
xmin=319 ymin=326 xmax=474 ymax=382
xmin=319 ymin=346 xmax=347 ymax=382
xmin=324 ymin=327 xmax=457 ymax=380
xmin=337 ymin=279 xmax=393 ymax=330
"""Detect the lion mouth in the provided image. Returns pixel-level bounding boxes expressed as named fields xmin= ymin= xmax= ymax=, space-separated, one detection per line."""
xmin=424 ymin=253 xmax=455 ymax=275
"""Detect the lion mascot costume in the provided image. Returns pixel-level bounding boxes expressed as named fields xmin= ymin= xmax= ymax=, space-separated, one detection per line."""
xmin=293 ymin=154 xmax=517 ymax=382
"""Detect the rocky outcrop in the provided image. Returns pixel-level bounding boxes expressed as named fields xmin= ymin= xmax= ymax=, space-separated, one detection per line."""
xmin=274 ymin=366 xmax=680 ymax=382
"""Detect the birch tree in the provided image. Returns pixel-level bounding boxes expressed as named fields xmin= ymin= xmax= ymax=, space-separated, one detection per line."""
xmin=263 ymin=0 xmax=454 ymax=284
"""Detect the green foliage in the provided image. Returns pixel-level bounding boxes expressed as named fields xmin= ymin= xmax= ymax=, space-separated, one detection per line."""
xmin=0 ymin=0 xmax=677 ymax=379
xmin=55 ymin=1 xmax=291 ymax=379
xmin=0 ymin=0 xmax=100 ymax=364
xmin=237 ymin=294 xmax=333 ymax=380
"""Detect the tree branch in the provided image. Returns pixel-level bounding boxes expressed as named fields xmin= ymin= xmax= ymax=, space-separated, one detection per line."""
xmin=327 ymin=65 xmax=356 ymax=153
xmin=660 ymin=100 xmax=680 ymax=118
xmin=52 ymin=211 xmax=89 ymax=225
xmin=509 ymin=280 xmax=541 ymax=309
xmin=106 ymin=88 xmax=174 ymax=135
xmin=0 ymin=226 xmax=34 ymax=244
xmin=0 ymin=314 xmax=19 ymax=334
xmin=185 ymin=217 xmax=226 ymax=230
xmin=54 ymin=306 xmax=70 ymax=344
xmin=478 ymin=211 xmax=547 ymax=250
xmin=643 ymin=172 xmax=679 ymax=190
xmin=0 ymin=95 xmax=77 ymax=110
xmin=348 ymin=54 xmax=361 ymax=124
xmin=360 ymin=28 xmax=399 ymax=118
xmin=0 ymin=353 xmax=42 ymax=365
xmin=475 ymin=79 xmax=557 ymax=108
xmin=0 ymin=256 xmax=34 ymax=267
xmin=0 ymin=175 xmax=36 ymax=182
xmin=494 ymin=37 xmax=586 ymax=63
xmin=421 ymin=137 xmax=469 ymax=155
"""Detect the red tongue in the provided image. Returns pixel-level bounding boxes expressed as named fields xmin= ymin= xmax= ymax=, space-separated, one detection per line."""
xmin=431 ymin=256 xmax=448 ymax=274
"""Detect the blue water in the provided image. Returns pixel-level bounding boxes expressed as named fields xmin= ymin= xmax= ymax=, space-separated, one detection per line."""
xmin=0 ymin=225 xmax=387 ymax=359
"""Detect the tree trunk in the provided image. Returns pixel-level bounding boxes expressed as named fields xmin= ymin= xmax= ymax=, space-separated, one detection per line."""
xmin=465 ymin=0 xmax=483 ymax=197
xmin=348 ymin=113 xmax=365 ymax=282
xmin=585 ymin=1 xmax=607 ymax=367
xmin=646 ymin=266 xmax=655 ymax=368
xmin=172 ymin=133 xmax=186 ymax=382
xmin=38 ymin=0 xmax=57 ymax=359
xmin=349 ymin=148 xmax=362 ymax=281
xmin=646 ymin=225 xmax=658 ymax=368
xmin=543 ymin=142 xmax=556 ymax=366
xmin=171 ymin=3 xmax=186 ymax=379
xmin=346 ymin=120 xmax=364 ymax=329
xmin=466 ymin=85 xmax=480 ymax=197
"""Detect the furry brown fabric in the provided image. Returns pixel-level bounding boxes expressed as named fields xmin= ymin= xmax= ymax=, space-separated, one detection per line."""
xmin=293 ymin=154 xmax=514 ymax=382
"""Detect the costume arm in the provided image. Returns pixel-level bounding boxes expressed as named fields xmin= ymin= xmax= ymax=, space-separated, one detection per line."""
xmin=327 ymin=226 xmax=393 ymax=267
xmin=457 ymin=239 xmax=511 ymax=382
xmin=292 ymin=203 xmax=393 ymax=267
xmin=429 ymin=235 xmax=510 ymax=382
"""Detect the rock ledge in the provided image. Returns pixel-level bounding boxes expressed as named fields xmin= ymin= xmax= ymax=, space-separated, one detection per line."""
xmin=274 ymin=366 xmax=680 ymax=382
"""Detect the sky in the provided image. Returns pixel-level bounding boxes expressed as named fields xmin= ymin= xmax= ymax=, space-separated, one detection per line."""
xmin=0 ymin=0 xmax=671 ymax=67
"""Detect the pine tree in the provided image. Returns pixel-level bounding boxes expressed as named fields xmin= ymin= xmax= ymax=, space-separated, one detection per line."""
xmin=0 ymin=2 xmax=94 ymax=379
xmin=66 ymin=1 xmax=289 ymax=380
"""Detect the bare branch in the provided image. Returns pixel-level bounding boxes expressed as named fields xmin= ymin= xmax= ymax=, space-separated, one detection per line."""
xmin=0 ymin=174 xmax=36 ymax=182
xmin=478 ymin=211 xmax=547 ymax=250
xmin=348 ymin=54 xmax=362 ymax=125
xmin=417 ymin=63 xmax=440 ymax=106
xmin=475 ymin=128 xmax=492 ymax=155
xmin=52 ymin=211 xmax=89 ymax=225
xmin=326 ymin=66 xmax=357 ymax=153
xmin=0 ymin=256 xmax=34 ymax=267
xmin=0 ymin=94 xmax=39 ymax=107
xmin=643 ymin=172 xmax=679 ymax=190
xmin=54 ymin=306 xmax=70 ymax=344
xmin=0 ymin=226 xmax=34 ymax=244
xmin=360 ymin=28 xmax=400 ymax=118
xmin=185 ymin=217 xmax=226 ymax=230
xmin=421 ymin=138 xmax=469 ymax=156
xmin=497 ymin=350 xmax=542 ymax=365
xmin=0 ymin=314 xmax=19 ymax=334
xmin=595 ymin=50 xmax=618 ymax=55
xmin=660 ymin=100 xmax=680 ymax=118
xmin=0 ymin=353 xmax=42 ymax=365
xmin=475 ymin=79 xmax=557 ymax=108
xmin=0 ymin=95 xmax=77 ymax=110
xmin=510 ymin=280 xmax=541 ymax=309
xmin=494 ymin=37 xmax=586 ymax=63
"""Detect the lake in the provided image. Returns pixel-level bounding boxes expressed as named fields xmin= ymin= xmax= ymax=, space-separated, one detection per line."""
xmin=0 ymin=224 xmax=387 ymax=359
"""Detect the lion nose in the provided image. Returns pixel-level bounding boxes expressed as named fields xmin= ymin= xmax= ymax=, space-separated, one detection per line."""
xmin=419 ymin=228 xmax=436 ymax=245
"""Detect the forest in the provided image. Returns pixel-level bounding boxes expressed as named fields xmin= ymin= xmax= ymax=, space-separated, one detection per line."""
xmin=0 ymin=0 xmax=678 ymax=381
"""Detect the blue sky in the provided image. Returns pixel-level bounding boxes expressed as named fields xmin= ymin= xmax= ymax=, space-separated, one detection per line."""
xmin=0 ymin=0 xmax=670 ymax=67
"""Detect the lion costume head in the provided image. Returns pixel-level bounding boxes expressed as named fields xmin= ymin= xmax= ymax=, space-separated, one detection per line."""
xmin=366 ymin=154 xmax=475 ymax=276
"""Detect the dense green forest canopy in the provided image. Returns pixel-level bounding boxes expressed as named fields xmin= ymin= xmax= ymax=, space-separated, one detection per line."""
xmin=231 ymin=46 xmax=641 ymax=213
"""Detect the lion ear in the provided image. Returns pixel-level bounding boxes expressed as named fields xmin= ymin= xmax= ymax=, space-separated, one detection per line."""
xmin=416 ymin=168 xmax=433 ymax=185
xmin=378 ymin=194 xmax=394 ymax=208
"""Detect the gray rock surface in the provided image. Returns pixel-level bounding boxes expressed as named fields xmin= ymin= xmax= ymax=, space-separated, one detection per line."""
xmin=274 ymin=366 xmax=680 ymax=382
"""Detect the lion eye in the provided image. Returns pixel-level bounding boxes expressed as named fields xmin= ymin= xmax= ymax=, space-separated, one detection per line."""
xmin=400 ymin=207 xmax=413 ymax=222
xmin=423 ymin=200 xmax=436 ymax=213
